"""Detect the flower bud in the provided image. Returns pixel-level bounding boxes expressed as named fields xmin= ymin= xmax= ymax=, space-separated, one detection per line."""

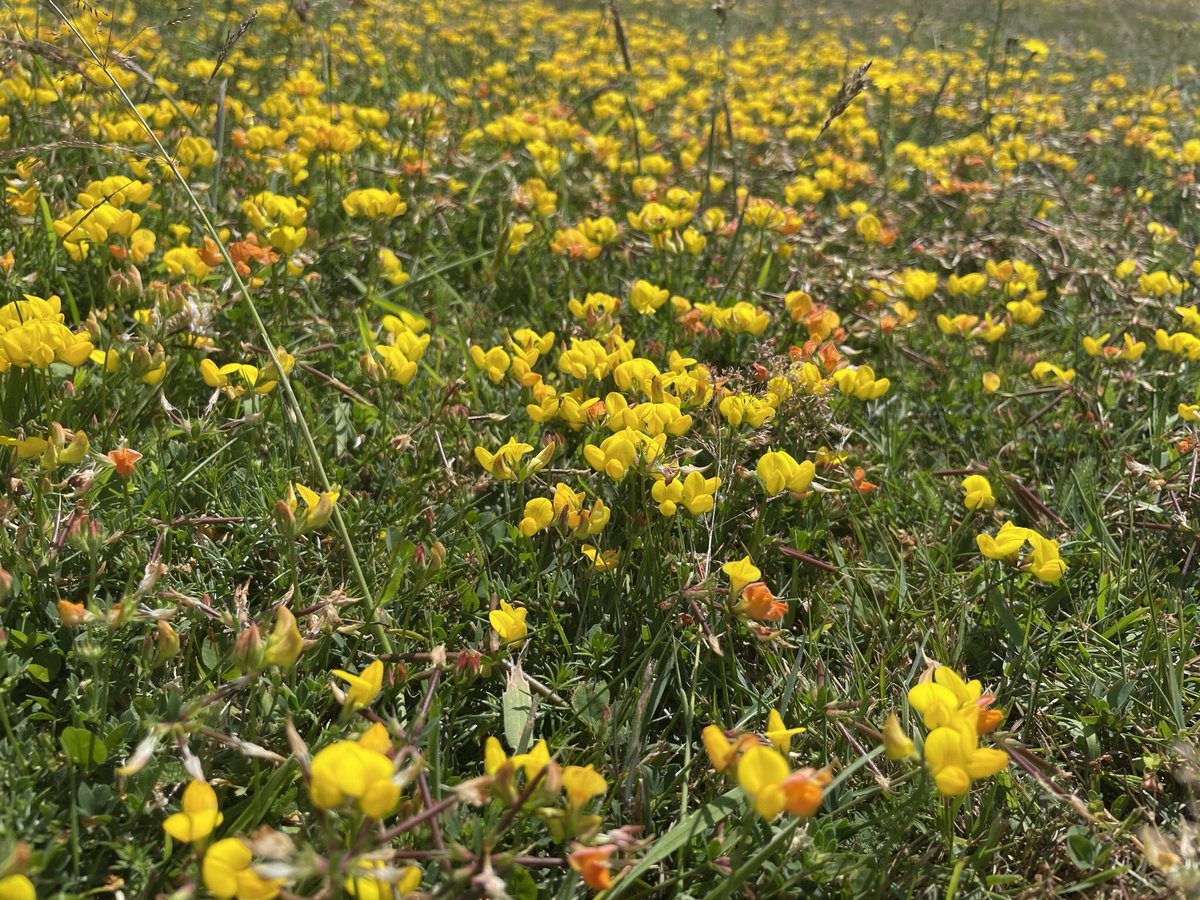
xmin=132 ymin=344 xmax=153 ymax=371
xmin=67 ymin=512 xmax=105 ymax=555
xmin=148 ymin=279 xmax=172 ymax=311
xmin=359 ymin=351 xmax=385 ymax=381
xmin=108 ymin=267 xmax=143 ymax=301
xmin=232 ymin=623 xmax=264 ymax=673
xmin=273 ymin=499 xmax=298 ymax=538
xmin=116 ymin=734 xmax=159 ymax=777
xmin=153 ymin=620 xmax=180 ymax=666
xmin=306 ymin=493 xmax=336 ymax=531
xmin=429 ymin=539 xmax=446 ymax=572
xmin=264 ymin=606 xmax=303 ymax=668
xmin=0 ymin=841 xmax=31 ymax=875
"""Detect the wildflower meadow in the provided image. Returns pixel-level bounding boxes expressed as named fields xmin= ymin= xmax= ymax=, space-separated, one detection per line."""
xmin=3 ymin=0 xmax=1200 ymax=896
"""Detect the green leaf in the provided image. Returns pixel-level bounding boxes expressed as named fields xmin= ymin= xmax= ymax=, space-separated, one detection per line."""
xmin=502 ymin=666 xmax=533 ymax=753
xmin=1065 ymin=825 xmax=1097 ymax=870
xmin=505 ymin=863 xmax=538 ymax=900
xmin=571 ymin=682 xmax=610 ymax=733
xmin=61 ymin=726 xmax=108 ymax=770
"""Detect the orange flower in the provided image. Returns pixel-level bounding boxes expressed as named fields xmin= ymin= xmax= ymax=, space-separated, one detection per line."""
xmin=229 ymin=234 xmax=278 ymax=277
xmin=57 ymin=600 xmax=88 ymax=625
xmin=738 ymin=582 xmax=788 ymax=622
xmin=781 ymin=767 xmax=833 ymax=817
xmin=198 ymin=236 xmax=223 ymax=269
xmin=976 ymin=706 xmax=1003 ymax=734
xmin=107 ymin=448 xmax=143 ymax=478
xmin=851 ymin=467 xmax=876 ymax=494
xmin=569 ymin=844 xmax=616 ymax=891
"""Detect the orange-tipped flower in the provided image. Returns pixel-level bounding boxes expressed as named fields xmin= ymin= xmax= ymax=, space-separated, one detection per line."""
xmin=107 ymin=448 xmax=142 ymax=478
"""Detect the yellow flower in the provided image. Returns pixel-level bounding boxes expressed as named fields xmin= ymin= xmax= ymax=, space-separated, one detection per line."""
xmin=702 ymin=725 xmax=749 ymax=774
xmin=718 ymin=393 xmax=776 ymax=428
xmin=1138 ymin=270 xmax=1184 ymax=298
xmin=0 ymin=425 xmax=88 ymax=472
xmin=882 ymin=713 xmax=915 ymax=759
xmin=722 ymin=556 xmax=761 ymax=594
xmin=583 ymin=429 xmax=665 ymax=480
xmin=474 ymin=438 xmax=533 ymax=481
xmin=332 ymin=659 xmax=384 ymax=709
xmin=162 ymin=780 xmax=223 ymax=844
xmin=909 ymin=668 xmax=983 ymax=731
xmin=484 ymin=736 xmax=555 ymax=793
xmin=1179 ymin=403 xmax=1200 ymax=422
xmin=469 ymin=344 xmax=511 ymax=383
xmin=1027 ymin=533 xmax=1066 ymax=582
xmin=891 ymin=301 xmax=918 ymax=328
xmin=0 ymin=294 xmax=93 ymax=371
xmin=937 ymin=313 xmax=979 ymax=337
xmin=562 ymin=764 xmax=607 ymax=808
xmin=580 ymin=216 xmax=619 ymax=245
xmin=345 ymin=861 xmax=421 ymax=899
xmin=899 ymin=268 xmax=938 ymax=301
xmin=976 ymin=521 xmax=1032 ymax=560
xmin=0 ymin=875 xmax=35 ymax=900
xmin=1157 ymin=329 xmax=1200 ymax=360
xmin=202 ymin=838 xmax=282 ymax=899
xmin=377 ymin=248 xmax=410 ymax=285
xmin=519 ymin=497 xmax=555 ymax=537
xmin=285 ymin=483 xmax=339 ymax=533
xmin=1085 ymin=332 xmax=1147 ymax=360
xmin=982 ymin=371 xmax=1001 ymax=393
xmin=504 ymin=222 xmax=535 ymax=255
xmin=737 ymin=744 xmax=790 ymax=819
xmin=736 ymin=745 xmax=830 ymax=820
xmin=756 ymin=450 xmax=815 ymax=496
xmin=708 ymin=301 xmax=770 ymax=336
xmin=978 ymin=313 xmax=1007 ymax=343
xmin=551 ymin=227 xmax=602 ymax=260
xmin=374 ymin=344 xmax=419 ymax=385
xmin=629 ymin=279 xmax=669 ymax=315
xmin=342 ymin=188 xmax=406 ymax=219
xmin=309 ymin=739 xmax=399 ymax=818
xmin=200 ymin=360 xmax=279 ymax=397
xmin=489 ymin=600 xmax=528 ymax=645
xmin=922 ymin=719 xmax=1009 ymax=796
xmin=1006 ymin=299 xmax=1044 ymax=325
xmin=580 ymin=544 xmax=620 ymax=572
xmin=474 ymin=438 xmax=553 ymax=482
xmin=765 ymin=709 xmax=805 ymax=753
xmin=163 ymin=246 xmax=212 ymax=280
xmin=263 ymin=606 xmax=303 ymax=667
xmin=947 ymin=273 xmax=987 ymax=297
xmin=855 ymin=213 xmax=881 ymax=243
xmin=651 ymin=470 xmax=720 ymax=517
xmin=484 ymin=736 xmax=508 ymax=775
xmin=832 ymin=365 xmax=890 ymax=400
xmin=961 ymin=474 xmax=995 ymax=511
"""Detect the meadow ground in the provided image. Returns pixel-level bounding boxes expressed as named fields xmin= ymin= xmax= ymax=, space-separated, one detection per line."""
xmin=2 ymin=0 xmax=1200 ymax=897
